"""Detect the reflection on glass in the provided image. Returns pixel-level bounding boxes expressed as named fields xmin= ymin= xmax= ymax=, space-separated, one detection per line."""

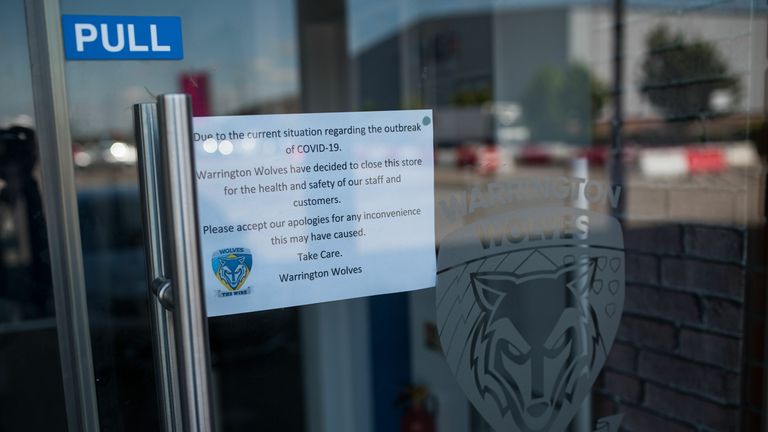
xmin=27 ymin=0 xmax=767 ymax=430
xmin=0 ymin=2 xmax=68 ymax=426
xmin=60 ymin=0 xmax=304 ymax=429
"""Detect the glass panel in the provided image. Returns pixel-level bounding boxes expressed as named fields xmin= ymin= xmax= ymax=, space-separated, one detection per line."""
xmin=60 ymin=0 xmax=303 ymax=429
xmin=0 ymin=0 xmax=68 ymax=429
xmin=58 ymin=0 xmax=767 ymax=431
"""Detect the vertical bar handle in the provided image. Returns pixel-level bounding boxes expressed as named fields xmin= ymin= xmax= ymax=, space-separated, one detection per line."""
xmin=134 ymin=102 xmax=184 ymax=432
xmin=157 ymin=94 xmax=215 ymax=431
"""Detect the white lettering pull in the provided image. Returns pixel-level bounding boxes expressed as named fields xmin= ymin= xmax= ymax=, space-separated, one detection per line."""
xmin=127 ymin=24 xmax=148 ymax=52
xmin=100 ymin=23 xmax=125 ymax=52
xmin=74 ymin=23 xmax=97 ymax=52
xmin=150 ymin=25 xmax=171 ymax=52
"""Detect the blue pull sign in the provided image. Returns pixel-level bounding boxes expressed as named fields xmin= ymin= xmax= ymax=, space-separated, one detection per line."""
xmin=62 ymin=15 xmax=183 ymax=60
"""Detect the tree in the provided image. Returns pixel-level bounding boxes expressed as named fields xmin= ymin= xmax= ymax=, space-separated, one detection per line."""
xmin=520 ymin=63 xmax=608 ymax=145
xmin=640 ymin=25 xmax=739 ymax=119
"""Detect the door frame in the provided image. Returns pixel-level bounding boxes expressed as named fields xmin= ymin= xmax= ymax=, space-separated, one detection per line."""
xmin=24 ymin=0 xmax=100 ymax=430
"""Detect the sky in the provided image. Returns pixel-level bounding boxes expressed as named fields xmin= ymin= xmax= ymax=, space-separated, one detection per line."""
xmin=0 ymin=0 xmax=36 ymax=128
xmin=0 ymin=0 xmax=762 ymax=136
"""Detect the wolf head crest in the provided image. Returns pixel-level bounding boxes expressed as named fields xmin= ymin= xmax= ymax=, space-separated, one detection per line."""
xmin=469 ymin=258 xmax=602 ymax=431
xmin=211 ymin=248 xmax=253 ymax=292
xmin=216 ymin=254 xmax=249 ymax=291
xmin=436 ymin=208 xmax=625 ymax=432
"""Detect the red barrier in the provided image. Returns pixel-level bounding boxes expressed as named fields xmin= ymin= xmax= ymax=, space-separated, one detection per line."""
xmin=686 ymin=148 xmax=726 ymax=173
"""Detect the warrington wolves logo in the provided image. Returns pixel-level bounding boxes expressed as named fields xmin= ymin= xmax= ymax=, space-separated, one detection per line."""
xmin=212 ymin=247 xmax=253 ymax=296
xmin=436 ymin=207 xmax=624 ymax=432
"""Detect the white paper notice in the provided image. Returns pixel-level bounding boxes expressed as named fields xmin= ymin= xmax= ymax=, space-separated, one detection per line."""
xmin=193 ymin=110 xmax=436 ymax=316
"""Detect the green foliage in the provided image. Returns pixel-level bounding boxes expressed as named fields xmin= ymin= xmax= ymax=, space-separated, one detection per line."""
xmin=452 ymin=88 xmax=492 ymax=106
xmin=520 ymin=63 xmax=608 ymax=145
xmin=402 ymin=95 xmax=424 ymax=110
xmin=640 ymin=25 xmax=739 ymax=119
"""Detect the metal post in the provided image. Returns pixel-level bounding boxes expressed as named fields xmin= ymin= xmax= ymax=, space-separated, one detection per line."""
xmin=134 ymin=103 xmax=183 ymax=432
xmin=23 ymin=0 xmax=100 ymax=430
xmin=571 ymin=157 xmax=591 ymax=432
xmin=610 ymin=0 xmax=626 ymax=221
xmin=156 ymin=94 xmax=215 ymax=431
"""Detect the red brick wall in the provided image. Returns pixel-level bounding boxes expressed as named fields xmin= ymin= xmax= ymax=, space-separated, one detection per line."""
xmin=593 ymin=224 xmax=758 ymax=431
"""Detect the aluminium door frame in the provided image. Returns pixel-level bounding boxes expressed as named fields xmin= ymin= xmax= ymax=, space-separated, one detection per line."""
xmin=23 ymin=0 xmax=100 ymax=430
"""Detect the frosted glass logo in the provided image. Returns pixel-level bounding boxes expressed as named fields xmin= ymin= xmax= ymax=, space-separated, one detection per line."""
xmin=436 ymin=177 xmax=625 ymax=432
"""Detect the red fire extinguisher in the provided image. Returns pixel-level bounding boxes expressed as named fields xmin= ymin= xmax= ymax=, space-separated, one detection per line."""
xmin=399 ymin=385 xmax=437 ymax=432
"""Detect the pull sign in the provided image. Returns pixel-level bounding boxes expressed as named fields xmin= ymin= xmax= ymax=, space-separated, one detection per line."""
xmin=61 ymin=15 xmax=183 ymax=60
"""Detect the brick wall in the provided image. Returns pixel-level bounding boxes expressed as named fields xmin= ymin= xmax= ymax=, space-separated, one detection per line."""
xmin=574 ymin=1 xmax=766 ymax=429
xmin=593 ymin=221 xmax=763 ymax=431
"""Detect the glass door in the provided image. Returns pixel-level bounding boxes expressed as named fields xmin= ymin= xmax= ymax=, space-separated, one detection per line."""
xmin=5 ymin=0 xmax=766 ymax=431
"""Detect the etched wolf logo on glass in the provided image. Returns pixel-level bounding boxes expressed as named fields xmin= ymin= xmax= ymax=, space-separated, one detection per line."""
xmin=211 ymin=247 xmax=253 ymax=296
xmin=436 ymin=207 xmax=624 ymax=432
